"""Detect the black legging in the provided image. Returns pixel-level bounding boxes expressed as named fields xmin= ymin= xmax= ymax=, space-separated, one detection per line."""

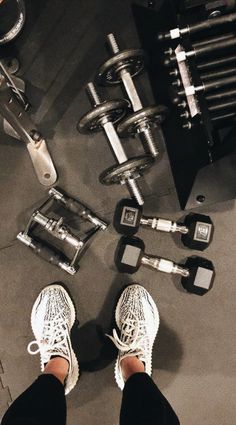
xmin=1 ymin=373 xmax=180 ymax=425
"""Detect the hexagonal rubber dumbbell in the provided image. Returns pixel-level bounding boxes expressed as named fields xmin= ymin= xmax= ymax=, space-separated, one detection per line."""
xmin=115 ymin=236 xmax=215 ymax=295
xmin=113 ymin=198 xmax=214 ymax=251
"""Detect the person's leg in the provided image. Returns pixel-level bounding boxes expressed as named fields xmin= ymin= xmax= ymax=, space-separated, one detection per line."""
xmin=120 ymin=363 xmax=180 ymax=425
xmin=107 ymin=284 xmax=180 ymax=425
xmin=1 ymin=284 xmax=79 ymax=425
xmin=1 ymin=368 xmax=66 ymax=425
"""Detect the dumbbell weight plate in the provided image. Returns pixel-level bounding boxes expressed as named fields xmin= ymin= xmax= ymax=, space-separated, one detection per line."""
xmin=100 ymin=155 xmax=154 ymax=185
xmin=97 ymin=49 xmax=145 ymax=85
xmin=117 ymin=105 xmax=168 ymax=137
xmin=181 ymin=257 xmax=215 ymax=296
xmin=78 ymin=99 xmax=129 ymax=133
xmin=0 ymin=0 xmax=26 ymax=45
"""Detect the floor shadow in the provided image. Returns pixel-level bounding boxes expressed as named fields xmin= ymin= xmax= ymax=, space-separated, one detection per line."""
xmin=152 ymin=317 xmax=183 ymax=374
xmin=71 ymin=275 xmax=133 ymax=373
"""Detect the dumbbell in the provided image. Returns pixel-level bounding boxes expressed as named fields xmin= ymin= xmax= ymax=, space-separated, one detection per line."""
xmin=113 ymin=198 xmax=214 ymax=251
xmin=157 ymin=11 xmax=236 ymax=42
xmin=96 ymin=33 xmax=168 ymax=157
xmin=115 ymin=236 xmax=215 ymax=295
xmin=78 ymin=82 xmax=154 ymax=205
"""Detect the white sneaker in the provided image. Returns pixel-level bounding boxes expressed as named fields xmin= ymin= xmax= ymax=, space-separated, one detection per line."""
xmin=107 ymin=284 xmax=160 ymax=390
xmin=27 ymin=284 xmax=79 ymax=395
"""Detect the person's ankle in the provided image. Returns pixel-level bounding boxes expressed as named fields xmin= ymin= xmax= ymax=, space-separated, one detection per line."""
xmin=43 ymin=357 xmax=69 ymax=385
xmin=120 ymin=356 xmax=145 ymax=382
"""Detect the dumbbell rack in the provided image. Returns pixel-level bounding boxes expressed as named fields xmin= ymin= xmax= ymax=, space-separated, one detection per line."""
xmin=133 ymin=0 xmax=236 ymax=210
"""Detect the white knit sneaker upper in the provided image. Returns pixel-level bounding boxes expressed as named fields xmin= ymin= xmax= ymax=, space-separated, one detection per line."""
xmin=107 ymin=284 xmax=160 ymax=390
xmin=27 ymin=284 xmax=79 ymax=395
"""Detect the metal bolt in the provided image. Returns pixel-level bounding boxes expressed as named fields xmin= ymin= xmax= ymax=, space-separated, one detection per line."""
xmin=138 ymin=128 xmax=159 ymax=157
xmin=182 ymin=121 xmax=192 ymax=130
xmin=164 ymin=48 xmax=173 ymax=55
xmin=180 ymin=111 xmax=190 ymax=118
xmin=127 ymin=178 xmax=144 ymax=205
xmin=86 ymin=82 xmax=102 ymax=106
xmin=196 ymin=194 xmax=205 ymax=203
xmin=30 ymin=129 xmax=42 ymax=142
xmin=107 ymin=33 xmax=120 ymax=54
xmin=178 ymin=101 xmax=187 ymax=108
xmin=172 ymin=79 xmax=181 ymax=87
xmin=169 ymin=69 xmax=179 ymax=76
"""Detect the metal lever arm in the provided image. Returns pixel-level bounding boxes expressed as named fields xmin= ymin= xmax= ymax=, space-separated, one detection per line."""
xmin=0 ymin=75 xmax=57 ymax=186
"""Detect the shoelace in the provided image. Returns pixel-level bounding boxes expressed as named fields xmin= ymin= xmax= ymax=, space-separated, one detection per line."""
xmin=27 ymin=314 xmax=70 ymax=364
xmin=107 ymin=310 xmax=150 ymax=356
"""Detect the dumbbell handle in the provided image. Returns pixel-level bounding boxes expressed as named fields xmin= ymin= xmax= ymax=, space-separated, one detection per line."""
xmin=107 ymin=34 xmax=159 ymax=158
xmin=140 ymin=216 xmax=188 ymax=234
xmin=17 ymin=233 xmax=76 ymax=275
xmin=141 ymin=254 xmax=189 ymax=277
xmin=107 ymin=34 xmax=143 ymax=112
xmin=86 ymin=82 xmax=128 ymax=163
xmin=32 ymin=211 xmax=82 ymax=249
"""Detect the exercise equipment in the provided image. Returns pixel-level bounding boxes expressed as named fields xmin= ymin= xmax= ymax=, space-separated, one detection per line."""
xmin=78 ymin=82 xmax=154 ymax=205
xmin=164 ymin=37 xmax=236 ymax=66
xmin=177 ymin=74 xmax=236 ymax=97
xmin=113 ymin=198 xmax=214 ymax=250
xmin=97 ymin=33 xmax=167 ymax=157
xmin=115 ymin=236 xmax=215 ymax=295
xmin=157 ymin=11 xmax=236 ymax=41
xmin=197 ymin=54 xmax=236 ymax=71
xmin=0 ymin=0 xmax=26 ymax=45
xmin=133 ymin=1 xmax=236 ymax=209
xmin=179 ymin=0 xmax=236 ymax=13
xmin=17 ymin=187 xmax=108 ymax=275
xmin=0 ymin=71 xmax=57 ymax=185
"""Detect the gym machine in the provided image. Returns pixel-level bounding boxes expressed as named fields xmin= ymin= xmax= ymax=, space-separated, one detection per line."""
xmin=78 ymin=82 xmax=154 ymax=205
xmin=113 ymin=198 xmax=214 ymax=250
xmin=17 ymin=187 xmax=108 ymax=275
xmin=0 ymin=0 xmax=57 ymax=186
xmin=132 ymin=0 xmax=236 ymax=209
xmin=115 ymin=235 xmax=215 ymax=296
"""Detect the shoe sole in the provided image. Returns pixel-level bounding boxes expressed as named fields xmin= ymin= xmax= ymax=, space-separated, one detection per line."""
xmin=114 ymin=283 xmax=160 ymax=390
xmin=30 ymin=283 xmax=79 ymax=395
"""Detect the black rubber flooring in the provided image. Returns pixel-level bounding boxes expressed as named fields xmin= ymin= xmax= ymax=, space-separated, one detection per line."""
xmin=0 ymin=1 xmax=236 ymax=424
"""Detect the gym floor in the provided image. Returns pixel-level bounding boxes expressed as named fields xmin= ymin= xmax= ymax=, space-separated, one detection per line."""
xmin=0 ymin=1 xmax=235 ymax=424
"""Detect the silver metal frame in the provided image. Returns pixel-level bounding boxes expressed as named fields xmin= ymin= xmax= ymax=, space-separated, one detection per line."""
xmin=17 ymin=188 xmax=108 ymax=275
